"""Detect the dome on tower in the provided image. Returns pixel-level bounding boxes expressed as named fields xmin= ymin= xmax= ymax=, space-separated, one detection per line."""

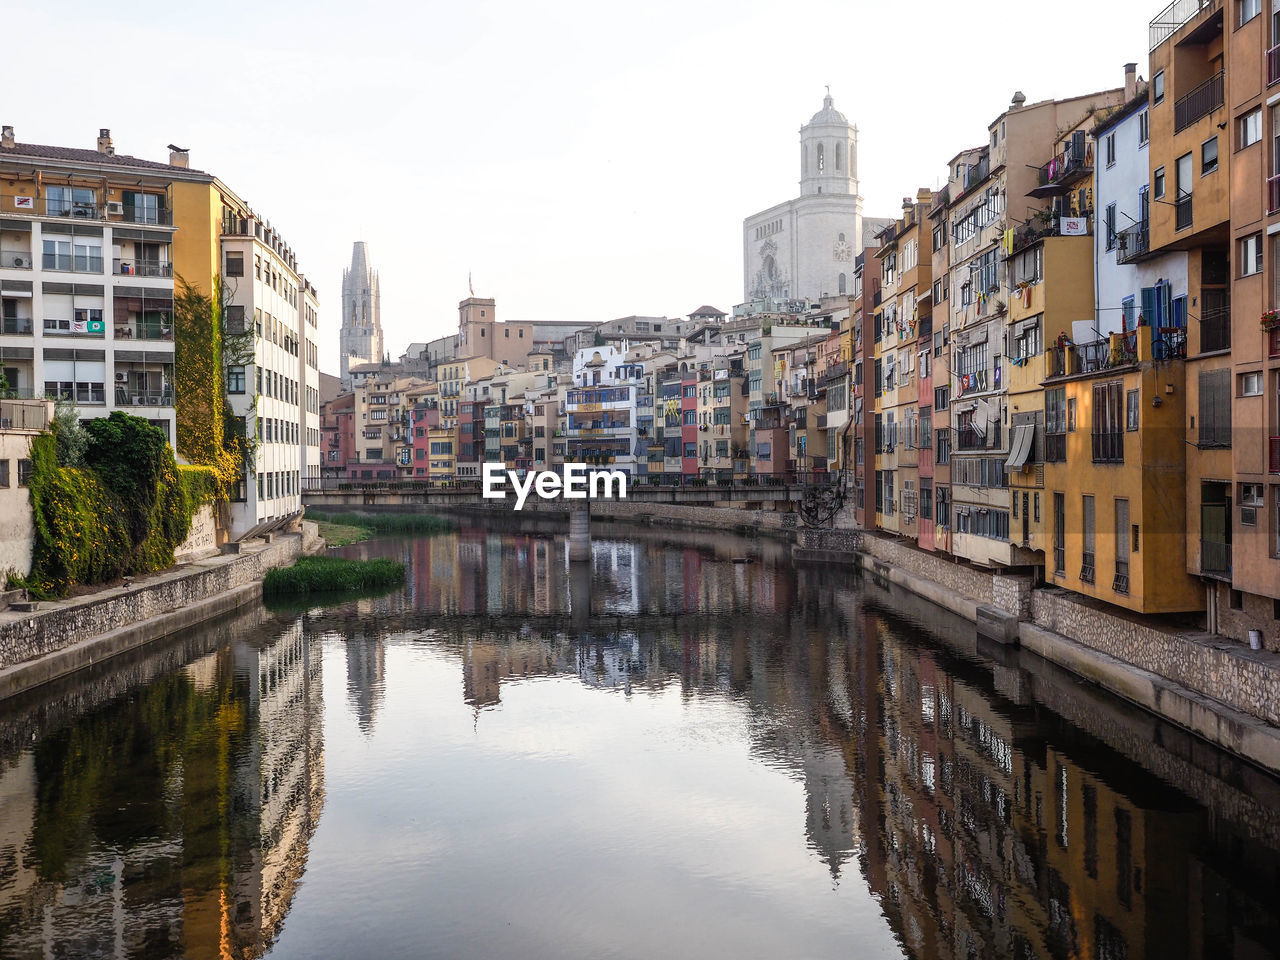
xmin=809 ymin=93 xmax=847 ymax=126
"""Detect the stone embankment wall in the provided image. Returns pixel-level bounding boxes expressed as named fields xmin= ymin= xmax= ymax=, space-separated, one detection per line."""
xmin=1031 ymin=588 xmax=1280 ymax=729
xmin=0 ymin=533 xmax=303 ymax=680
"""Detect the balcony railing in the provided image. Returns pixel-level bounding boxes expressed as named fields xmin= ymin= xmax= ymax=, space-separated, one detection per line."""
xmin=1270 ymin=436 xmax=1280 ymax=474
xmin=957 ymin=422 xmax=1000 ymax=451
xmin=116 ymin=391 xmax=174 ymax=407
xmin=114 ymin=322 xmax=173 ymax=341
xmin=1091 ymin=430 xmax=1124 ymax=463
xmin=1269 ymin=43 xmax=1280 ymax=86
xmin=114 ymin=258 xmax=173 ymax=278
xmin=1200 ymin=538 xmax=1231 ymax=578
xmin=1269 ymin=175 xmax=1280 ymax=216
xmin=1269 ymin=326 xmax=1280 ymax=358
xmin=1200 ymin=306 xmax=1230 ymax=352
xmin=45 ymin=199 xmax=100 ymax=219
xmin=1150 ymin=0 xmax=1218 ymax=51
xmin=1081 ymin=551 xmax=1096 ymax=584
xmin=0 ymin=251 xmax=32 ymax=269
xmin=118 ymin=207 xmax=173 ymax=226
xmin=961 ymin=156 xmax=990 ymax=195
xmin=1115 ymin=220 xmax=1150 ymax=264
xmin=1034 ymin=141 xmax=1094 ymax=189
xmin=1045 ymin=432 xmax=1066 ymax=462
xmin=1174 ymin=71 xmax=1224 ymax=133
xmin=1175 ymin=194 xmax=1193 ymax=230
xmin=2 ymin=317 xmax=33 ymax=335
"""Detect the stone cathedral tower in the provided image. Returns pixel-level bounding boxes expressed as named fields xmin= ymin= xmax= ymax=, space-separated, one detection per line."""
xmin=340 ymin=241 xmax=383 ymax=388
xmin=743 ymin=93 xmax=889 ymax=304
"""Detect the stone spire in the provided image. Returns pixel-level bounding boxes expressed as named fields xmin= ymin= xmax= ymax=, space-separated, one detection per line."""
xmin=339 ymin=241 xmax=384 ymax=388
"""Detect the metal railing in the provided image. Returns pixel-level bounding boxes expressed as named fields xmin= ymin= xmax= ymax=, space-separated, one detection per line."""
xmin=0 ymin=399 xmax=50 ymax=432
xmin=1091 ymin=430 xmax=1124 ymax=463
xmin=44 ymin=199 xmax=100 ymax=219
xmin=1269 ymin=436 xmax=1280 ymax=474
xmin=113 ymin=322 xmax=174 ymax=341
xmin=1174 ymin=71 xmax=1224 ymax=132
xmin=115 ymin=391 xmax=174 ymax=407
xmin=1150 ymin=0 xmax=1219 ymax=51
xmin=1200 ymin=538 xmax=1231 ymax=578
xmin=1034 ymin=141 xmax=1094 ymax=188
xmin=2 ymin=317 xmax=33 ymax=335
xmin=1200 ymin=306 xmax=1230 ymax=352
xmin=118 ymin=206 xmax=173 ymax=226
xmin=113 ymin=258 xmax=173 ymax=278
xmin=1115 ymin=220 xmax=1150 ymax=264
xmin=1175 ymin=194 xmax=1194 ymax=231
xmin=1080 ymin=551 xmax=1096 ymax=584
xmin=1269 ymin=43 xmax=1280 ymax=86
xmin=0 ymin=251 xmax=32 ymax=269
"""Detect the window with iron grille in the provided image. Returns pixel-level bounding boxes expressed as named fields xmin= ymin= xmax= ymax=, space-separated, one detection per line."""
xmin=1197 ymin=369 xmax=1231 ymax=448
xmin=1081 ymin=495 xmax=1096 ymax=583
xmin=1113 ymin=498 xmax=1130 ymax=594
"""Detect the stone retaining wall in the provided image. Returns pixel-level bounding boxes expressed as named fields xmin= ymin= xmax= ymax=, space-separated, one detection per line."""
xmin=0 ymin=534 xmax=302 ymax=671
xmin=859 ymin=534 xmax=996 ymax=605
xmin=1031 ymin=588 xmax=1280 ymax=729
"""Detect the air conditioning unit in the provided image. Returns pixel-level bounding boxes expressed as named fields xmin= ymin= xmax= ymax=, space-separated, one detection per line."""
xmin=106 ymin=201 xmax=124 ymax=216
xmin=10 ymin=256 xmax=26 ymax=268
xmin=115 ymin=372 xmax=128 ymax=383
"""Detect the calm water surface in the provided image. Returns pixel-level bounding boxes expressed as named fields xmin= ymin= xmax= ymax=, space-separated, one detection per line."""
xmin=3 ymin=521 xmax=1280 ymax=959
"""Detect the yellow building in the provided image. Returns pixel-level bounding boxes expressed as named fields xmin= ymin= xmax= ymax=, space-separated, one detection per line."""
xmin=1042 ymin=327 xmax=1202 ymax=613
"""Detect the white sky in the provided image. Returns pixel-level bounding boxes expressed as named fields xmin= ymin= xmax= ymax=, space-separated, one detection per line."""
xmin=9 ymin=0 xmax=1152 ymax=374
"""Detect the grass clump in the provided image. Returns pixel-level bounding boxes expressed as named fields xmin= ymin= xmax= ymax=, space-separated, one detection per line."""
xmin=314 ymin=519 xmax=370 ymax=547
xmin=263 ymin=555 xmax=405 ymax=597
xmin=307 ymin=511 xmax=452 ymax=536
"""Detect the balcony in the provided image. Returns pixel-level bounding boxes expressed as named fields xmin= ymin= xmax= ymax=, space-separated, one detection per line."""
xmin=2 ymin=316 xmax=33 ymax=336
xmin=1175 ymin=195 xmax=1193 ymax=231
xmin=1201 ymin=538 xmax=1231 ymax=579
xmin=1150 ymin=0 xmax=1219 ymax=51
xmin=1115 ymin=220 xmax=1150 ymax=265
xmin=113 ymin=258 xmax=173 ymax=278
xmin=44 ymin=198 xmax=100 ymax=220
xmin=1270 ymin=436 xmax=1280 ymax=474
xmin=1269 ymin=43 xmax=1280 ymax=86
xmin=114 ymin=319 xmax=173 ymax=341
xmin=1200 ymin=306 xmax=1230 ymax=353
xmin=0 ymin=250 xmax=32 ymax=269
xmin=959 ymin=156 xmax=990 ymax=196
xmin=117 ymin=206 xmax=172 ymax=226
xmin=116 ymin=390 xmax=174 ymax=407
xmin=1174 ymin=71 xmax=1224 ymax=133
xmin=1269 ymin=326 xmax=1280 ymax=358
xmin=1031 ymin=141 xmax=1094 ymax=194
xmin=1269 ymin=175 xmax=1280 ymax=216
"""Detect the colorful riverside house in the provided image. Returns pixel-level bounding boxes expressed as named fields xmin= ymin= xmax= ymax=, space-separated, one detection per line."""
xmin=1041 ymin=325 xmax=1201 ymax=613
xmin=1144 ymin=1 xmax=1235 ymax=626
xmin=850 ymin=249 xmax=881 ymax=527
xmin=1222 ymin=0 xmax=1280 ymax=643
xmin=697 ymin=361 xmax=747 ymax=480
xmin=946 ymin=81 xmax=1126 ymax=570
xmin=1005 ymin=98 xmax=1112 ymax=569
xmin=681 ymin=368 xmax=699 ymax=477
xmin=920 ymin=184 xmax=956 ymax=554
xmin=566 ymin=346 xmax=644 ymax=476
xmin=873 ymin=190 xmax=933 ymax=540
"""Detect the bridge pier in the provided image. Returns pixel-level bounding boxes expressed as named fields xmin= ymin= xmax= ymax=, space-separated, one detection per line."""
xmin=568 ymin=500 xmax=591 ymax=562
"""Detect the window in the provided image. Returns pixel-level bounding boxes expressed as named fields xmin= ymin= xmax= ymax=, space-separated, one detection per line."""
xmin=934 ymin=386 xmax=949 ymax=411
xmin=1081 ymin=495 xmax=1096 ymax=583
xmin=1015 ymin=246 xmax=1042 ymax=285
xmin=1242 ymin=232 xmax=1264 ymax=275
xmin=1105 ymin=203 xmax=1117 ymax=250
xmin=1202 ymin=136 xmax=1219 ymax=174
xmin=1153 ymin=71 xmax=1165 ymax=104
xmin=1198 ymin=368 xmax=1232 ymax=447
xmin=1154 ymin=166 xmax=1165 ymax=199
xmin=1241 ymin=0 xmax=1261 ymax=25
xmin=1105 ymin=132 xmax=1116 ymax=166
xmin=1126 ymin=388 xmax=1139 ymax=430
xmin=227 ymin=365 xmax=246 ymax=394
xmin=1114 ymin=498 xmax=1130 ymax=594
xmin=1242 ymin=483 xmax=1264 ymax=506
xmin=0 ymin=460 xmax=7 ymax=487
xmin=1046 ymin=388 xmax=1066 ymax=461
xmin=1053 ymin=492 xmax=1066 ymax=574
xmin=1241 ymin=108 xmax=1263 ymax=148
xmin=1138 ymin=110 xmax=1150 ymax=146
xmin=225 ymin=252 xmax=244 ymax=277
xmin=17 ymin=458 xmax=33 ymax=486
xmin=1241 ymin=370 xmax=1263 ymax=395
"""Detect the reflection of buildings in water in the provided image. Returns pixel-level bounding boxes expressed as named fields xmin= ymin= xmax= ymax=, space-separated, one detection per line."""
xmin=0 ymin=618 xmax=325 ymax=960
xmin=345 ymin=633 xmax=387 ymax=735
xmin=849 ymin=612 xmax=1277 ymax=960
xmin=461 ymin=635 xmax=558 ymax=709
xmin=588 ymin=540 xmax=640 ymax=614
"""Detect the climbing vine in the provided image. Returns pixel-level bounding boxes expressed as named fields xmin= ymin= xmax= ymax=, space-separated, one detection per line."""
xmin=174 ymin=274 xmax=255 ymax=498
xmin=21 ymin=413 xmax=217 ymax=597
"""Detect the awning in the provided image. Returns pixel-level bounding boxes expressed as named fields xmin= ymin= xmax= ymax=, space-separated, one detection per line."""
xmin=1005 ymin=423 xmax=1035 ymax=469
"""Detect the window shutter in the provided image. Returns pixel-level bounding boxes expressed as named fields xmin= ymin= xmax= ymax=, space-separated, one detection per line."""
xmin=1140 ymin=287 xmax=1156 ymax=325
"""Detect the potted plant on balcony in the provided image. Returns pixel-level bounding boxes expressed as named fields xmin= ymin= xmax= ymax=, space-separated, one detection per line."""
xmin=1261 ymin=310 xmax=1280 ymax=331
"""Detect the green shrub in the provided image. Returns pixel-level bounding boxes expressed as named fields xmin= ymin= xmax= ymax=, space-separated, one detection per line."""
xmin=262 ymin=556 xmax=405 ymax=596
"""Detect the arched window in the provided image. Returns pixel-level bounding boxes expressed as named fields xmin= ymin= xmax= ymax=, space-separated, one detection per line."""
xmin=817 ymin=143 xmax=825 ymax=173
xmin=836 ymin=142 xmax=843 ymax=170
xmin=838 ymin=233 xmax=845 ymax=242
xmin=838 ymin=273 xmax=847 ymax=294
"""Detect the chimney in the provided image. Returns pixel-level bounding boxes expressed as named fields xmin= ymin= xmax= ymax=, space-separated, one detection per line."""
xmin=1124 ymin=62 xmax=1138 ymax=101
xmin=97 ymin=128 xmax=113 ymax=155
xmin=167 ymin=144 xmax=190 ymax=168
xmin=916 ymin=187 xmax=933 ymax=205
xmin=1010 ymin=91 xmax=1026 ymax=111
xmin=0 ymin=125 xmax=13 ymax=149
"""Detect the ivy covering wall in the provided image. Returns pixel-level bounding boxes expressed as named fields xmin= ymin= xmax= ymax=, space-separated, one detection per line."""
xmin=173 ymin=275 xmax=255 ymax=498
xmin=23 ymin=413 xmax=217 ymax=597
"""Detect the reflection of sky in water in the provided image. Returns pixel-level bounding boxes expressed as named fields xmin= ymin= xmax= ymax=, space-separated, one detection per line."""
xmin=273 ymin=640 xmax=897 ymax=960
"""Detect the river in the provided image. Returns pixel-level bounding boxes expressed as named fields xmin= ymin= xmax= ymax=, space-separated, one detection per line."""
xmin=2 ymin=520 xmax=1280 ymax=959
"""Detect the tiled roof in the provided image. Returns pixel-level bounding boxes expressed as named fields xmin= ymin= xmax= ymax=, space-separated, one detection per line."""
xmin=0 ymin=142 xmax=207 ymax=176
xmin=690 ymin=304 xmax=726 ymax=317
